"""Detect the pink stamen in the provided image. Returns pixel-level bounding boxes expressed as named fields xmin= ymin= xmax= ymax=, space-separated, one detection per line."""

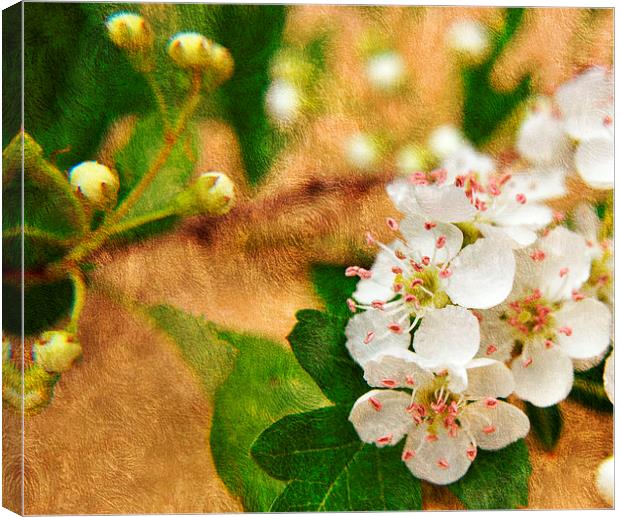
xmin=358 ymin=268 xmax=372 ymax=279
xmin=381 ymin=379 xmax=397 ymax=388
xmin=410 ymin=278 xmax=424 ymax=288
xmin=484 ymin=398 xmax=498 ymax=409
xmin=345 ymin=266 xmax=359 ymax=277
xmin=393 ymin=283 xmax=403 ymax=293
xmin=559 ymin=267 xmax=569 ymax=278
xmin=553 ymin=211 xmax=565 ymax=223
xmin=365 ymin=232 xmax=376 ymax=245
xmin=488 ymin=184 xmax=501 ymax=197
xmin=466 ymin=446 xmax=477 ymax=461
xmin=437 ymin=459 xmax=450 ymax=469
xmin=363 ymin=331 xmax=376 ymax=345
xmin=369 ymin=397 xmax=382 ymax=411
xmin=377 ymin=434 xmax=392 ymax=445
xmin=439 ymin=268 xmax=452 ymax=279
xmin=409 ymin=172 xmax=428 ymax=185
xmin=371 ymin=300 xmax=386 ymax=310
xmin=395 ymin=250 xmax=406 ymax=260
xmin=392 ymin=266 xmax=403 ymax=274
xmin=499 ymin=173 xmax=512 ymax=186
xmin=523 ymin=357 xmax=533 ymax=368
xmin=402 ymin=450 xmax=415 ymax=461
xmin=426 ymin=434 xmax=438 ymax=442
xmin=530 ymin=250 xmax=546 ymax=262
xmin=436 ymin=235 xmax=447 ymax=249
xmin=387 ymin=217 xmax=400 ymax=231
xmin=571 ymin=290 xmax=585 ymax=301
xmin=388 ymin=323 xmax=403 ymax=334
xmin=424 ymin=221 xmax=437 ymax=231
xmin=482 ymin=425 xmax=496 ymax=435
xmin=545 ymin=339 xmax=554 ymax=349
xmin=347 ymin=298 xmax=357 ymax=313
xmin=603 ymin=115 xmax=613 ymax=127
xmin=486 ymin=344 xmax=497 ymax=355
xmin=421 ymin=256 xmax=431 ymax=266
xmin=472 ymin=311 xmax=483 ymax=322
xmin=558 ymin=326 xmax=573 ymax=336
xmin=431 ymin=168 xmax=448 ymax=184
xmin=516 ymin=193 xmax=527 ymax=205
xmin=405 ymin=375 xmax=416 ymax=386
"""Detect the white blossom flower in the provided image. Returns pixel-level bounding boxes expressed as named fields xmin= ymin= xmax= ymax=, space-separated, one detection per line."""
xmin=604 ymin=349 xmax=614 ymax=405
xmin=446 ymin=20 xmax=490 ymax=62
xmin=346 ymin=213 xmax=515 ymax=338
xmin=365 ymin=51 xmax=406 ymax=91
xmin=346 ymin=306 xmax=528 ymax=485
xmin=265 ymin=79 xmax=301 ymax=125
xmin=596 ymin=456 xmax=614 ymax=506
xmin=478 ymin=227 xmax=612 ymax=407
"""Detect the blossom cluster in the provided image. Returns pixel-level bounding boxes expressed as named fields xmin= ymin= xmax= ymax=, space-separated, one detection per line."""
xmin=343 ymin=67 xmax=613 ymax=486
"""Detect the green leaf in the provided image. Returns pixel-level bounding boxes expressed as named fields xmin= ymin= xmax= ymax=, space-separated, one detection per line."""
xmin=3 ymin=133 xmax=86 ymax=270
xmin=449 ymin=439 xmax=531 ymax=509
xmin=311 ymin=264 xmax=359 ymax=319
xmin=144 ymin=304 xmax=237 ymax=398
xmin=210 ymin=328 xmax=328 ymax=511
xmin=288 ymin=309 xmax=368 ymax=405
xmin=22 ymin=2 xmax=152 ymax=172
xmin=212 ymin=5 xmax=287 ymax=186
xmin=524 ymin=402 xmax=563 ymax=451
xmin=252 ymin=405 xmax=423 ymax=511
xmin=569 ymin=359 xmax=613 ymax=412
xmin=461 ymin=8 xmax=531 ymax=146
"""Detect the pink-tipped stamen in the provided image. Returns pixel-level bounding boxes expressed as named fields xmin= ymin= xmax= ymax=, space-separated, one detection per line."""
xmin=530 ymin=250 xmax=546 ymax=262
xmin=482 ymin=425 xmax=496 ymax=435
xmin=559 ymin=267 xmax=569 ymax=278
xmin=347 ymin=298 xmax=357 ymax=313
xmin=388 ymin=323 xmax=403 ymax=334
xmin=516 ymin=193 xmax=527 ymax=204
xmin=369 ymin=397 xmax=383 ymax=411
xmin=436 ymin=235 xmax=447 ymax=249
xmin=439 ymin=268 xmax=452 ymax=279
xmin=363 ymin=331 xmax=376 ymax=345
xmin=387 ymin=217 xmax=400 ymax=231
xmin=377 ymin=434 xmax=393 ymax=445
xmin=437 ymin=458 xmax=450 ymax=469
xmin=558 ymin=326 xmax=572 ymax=336
xmin=402 ymin=450 xmax=415 ymax=461
xmin=381 ymin=379 xmax=397 ymax=388
xmin=486 ymin=344 xmax=497 ymax=355
xmin=424 ymin=221 xmax=437 ymax=231
xmin=571 ymin=290 xmax=585 ymax=301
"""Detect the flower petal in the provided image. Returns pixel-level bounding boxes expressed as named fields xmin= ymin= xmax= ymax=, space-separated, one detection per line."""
xmin=363 ymin=348 xmax=435 ymax=389
xmin=345 ymin=309 xmax=411 ymax=366
xmin=516 ymin=108 xmax=571 ymax=165
xmin=511 ymin=346 xmax=574 ymax=407
xmin=348 ymin=390 xmax=413 ymax=446
xmin=575 ymin=137 xmax=614 ymax=190
xmin=476 ymin=305 xmax=516 ymax=363
xmin=386 ymin=178 xmax=421 ymax=215
xmin=503 ymin=167 xmax=567 ymax=202
xmin=461 ymin=400 xmax=530 ymax=450
xmin=400 ymin=214 xmax=463 ymax=264
xmin=413 ymin=305 xmax=479 ymax=365
xmin=444 ymin=238 xmax=516 ymax=309
xmin=555 ymin=298 xmax=612 ymax=360
xmin=352 ymin=244 xmax=398 ymax=305
xmin=596 ymin=455 xmax=614 ymax=506
xmin=477 ymin=222 xmax=538 ymax=249
xmin=465 ymin=358 xmax=515 ymax=399
xmin=403 ymin=424 xmax=474 ymax=485
xmin=413 ymin=184 xmax=477 ymax=223
xmin=604 ymin=350 xmax=614 ymax=405
xmin=490 ymin=202 xmax=553 ymax=230
xmin=441 ymin=145 xmax=495 ymax=184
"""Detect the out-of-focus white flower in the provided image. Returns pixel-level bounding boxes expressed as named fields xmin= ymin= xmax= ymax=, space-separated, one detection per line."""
xmin=478 ymin=227 xmax=612 ymax=407
xmin=395 ymin=144 xmax=427 ymax=176
xmin=596 ymin=456 xmax=614 ymax=506
xmin=365 ymin=50 xmax=406 ymax=91
xmin=69 ymin=161 xmax=120 ymax=210
xmin=265 ymin=79 xmax=301 ymax=125
xmin=604 ymin=349 xmax=614 ymax=404
xmin=446 ymin=19 xmax=490 ymax=62
xmin=347 ymin=212 xmax=515 ymax=325
xmin=345 ymin=132 xmax=379 ymax=171
xmin=346 ymin=306 xmax=528 ymax=485
xmin=427 ymin=125 xmax=468 ymax=161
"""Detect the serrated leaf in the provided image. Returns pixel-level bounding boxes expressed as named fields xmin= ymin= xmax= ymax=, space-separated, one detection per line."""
xmin=449 ymin=439 xmax=531 ymax=509
xmin=210 ymin=328 xmax=328 ymax=512
xmin=524 ymin=402 xmax=563 ymax=451
xmin=288 ymin=309 xmax=368 ymax=405
xmin=311 ymin=264 xmax=359 ymax=319
xmin=252 ymin=405 xmax=423 ymax=511
xmin=461 ymin=8 xmax=531 ymax=146
xmin=212 ymin=5 xmax=287 ymax=186
xmin=144 ymin=304 xmax=237 ymax=398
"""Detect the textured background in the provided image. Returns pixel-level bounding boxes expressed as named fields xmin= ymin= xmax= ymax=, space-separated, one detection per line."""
xmin=3 ymin=5 xmax=614 ymax=513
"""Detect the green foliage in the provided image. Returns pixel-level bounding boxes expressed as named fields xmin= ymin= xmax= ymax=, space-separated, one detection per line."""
xmin=210 ymin=328 xmax=328 ymax=511
xmin=288 ymin=309 xmax=368 ymax=405
xmin=461 ymin=8 xmax=531 ymax=146
xmin=2 ymin=3 xmax=21 ymax=145
xmin=524 ymin=402 xmax=563 ymax=451
xmin=252 ymin=405 xmax=423 ymax=511
xmin=570 ymin=358 xmax=613 ymax=412
xmin=22 ymin=2 xmax=152 ymax=171
xmin=311 ymin=264 xmax=359 ymax=319
xmin=449 ymin=440 xmax=531 ymax=509
xmin=145 ymin=304 xmax=237 ymax=398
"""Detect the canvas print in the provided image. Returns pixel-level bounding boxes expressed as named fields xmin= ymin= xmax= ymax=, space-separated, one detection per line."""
xmin=1 ymin=2 xmax=614 ymax=514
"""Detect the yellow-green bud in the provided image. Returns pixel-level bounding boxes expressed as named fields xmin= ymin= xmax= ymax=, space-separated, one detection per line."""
xmin=167 ymin=32 xmax=234 ymax=82
xmin=106 ymin=12 xmax=153 ymax=52
xmin=175 ymin=172 xmax=235 ymax=216
xmin=33 ymin=331 xmax=82 ymax=373
xmin=69 ymin=160 xmax=119 ymax=210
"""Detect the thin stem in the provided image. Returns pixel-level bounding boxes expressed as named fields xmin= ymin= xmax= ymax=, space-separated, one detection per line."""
xmin=66 ymin=269 xmax=87 ymax=333
xmin=107 ymin=206 xmax=177 ymax=237
xmin=145 ymin=72 xmax=171 ymax=135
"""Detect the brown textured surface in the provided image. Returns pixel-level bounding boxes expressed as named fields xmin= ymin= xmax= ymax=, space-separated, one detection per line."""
xmin=3 ymin=5 xmax=614 ymax=514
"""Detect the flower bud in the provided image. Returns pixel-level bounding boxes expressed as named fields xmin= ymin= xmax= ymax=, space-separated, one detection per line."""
xmin=168 ymin=32 xmax=234 ymax=82
xmin=69 ymin=160 xmax=120 ymax=210
xmin=33 ymin=330 xmax=82 ymax=373
xmin=175 ymin=172 xmax=235 ymax=216
xmin=106 ymin=12 xmax=153 ymax=52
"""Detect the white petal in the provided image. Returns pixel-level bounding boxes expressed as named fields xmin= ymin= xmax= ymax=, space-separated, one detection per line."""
xmin=477 ymin=222 xmax=538 ymax=249
xmin=461 ymin=400 xmax=530 ymax=450
xmin=538 ymin=227 xmax=592 ymax=300
xmin=465 ymin=358 xmax=515 ymax=399
xmin=596 ymin=456 xmax=614 ymax=506
xmin=445 ymin=238 xmax=516 ymax=309
xmin=400 ymin=214 xmax=464 ymax=264
xmin=363 ymin=348 xmax=434 ymax=389
xmin=403 ymin=424 xmax=474 ymax=485
xmin=348 ymin=390 xmax=413 ymax=446
xmin=490 ymin=202 xmax=553 ymax=230
xmin=441 ymin=145 xmax=495 ymax=184
xmin=503 ymin=168 xmax=567 ymax=202
xmin=476 ymin=305 xmax=516 ymax=363
xmin=511 ymin=346 xmax=574 ymax=407
xmin=352 ymin=245 xmax=398 ymax=305
xmin=516 ymin=108 xmax=571 ymax=165
xmin=555 ymin=298 xmax=612 ymax=360
xmin=604 ymin=350 xmax=614 ymax=404
xmin=575 ymin=137 xmax=614 ymax=190
xmin=413 ymin=305 xmax=479 ymax=365
xmin=413 ymin=184 xmax=477 ymax=223
xmin=386 ymin=178 xmax=421 ymax=215
xmin=345 ymin=309 xmax=411 ymax=367
xmin=572 ymin=202 xmax=601 ymax=244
